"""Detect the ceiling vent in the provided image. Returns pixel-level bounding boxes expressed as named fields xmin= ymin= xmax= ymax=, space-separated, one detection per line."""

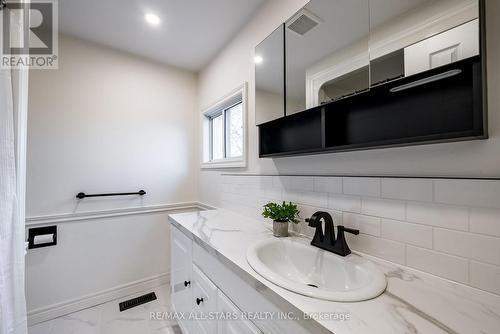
xmin=286 ymin=9 xmax=322 ymax=36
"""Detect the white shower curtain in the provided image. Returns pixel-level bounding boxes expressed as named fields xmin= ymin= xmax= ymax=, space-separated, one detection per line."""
xmin=0 ymin=67 xmax=27 ymax=333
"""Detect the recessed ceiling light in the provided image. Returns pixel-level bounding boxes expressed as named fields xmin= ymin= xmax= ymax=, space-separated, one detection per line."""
xmin=145 ymin=13 xmax=161 ymax=26
xmin=254 ymin=55 xmax=263 ymax=64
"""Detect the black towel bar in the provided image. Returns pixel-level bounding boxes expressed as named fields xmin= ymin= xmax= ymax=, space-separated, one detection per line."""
xmin=76 ymin=190 xmax=146 ymax=199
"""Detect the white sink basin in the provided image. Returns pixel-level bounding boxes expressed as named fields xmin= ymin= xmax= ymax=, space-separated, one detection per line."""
xmin=247 ymin=238 xmax=387 ymax=302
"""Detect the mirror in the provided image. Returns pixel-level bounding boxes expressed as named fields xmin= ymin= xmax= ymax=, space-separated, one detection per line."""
xmin=285 ymin=0 xmax=370 ymax=115
xmin=369 ymin=0 xmax=480 ymax=86
xmin=255 ymin=25 xmax=285 ymax=125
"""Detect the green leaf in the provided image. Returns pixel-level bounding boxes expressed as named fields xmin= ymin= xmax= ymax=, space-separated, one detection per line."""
xmin=262 ymin=201 xmax=301 ymax=224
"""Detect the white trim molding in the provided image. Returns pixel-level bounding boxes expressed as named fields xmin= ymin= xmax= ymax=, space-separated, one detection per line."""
xmin=27 ymin=273 xmax=170 ymax=326
xmin=26 ymin=202 xmax=214 ymax=226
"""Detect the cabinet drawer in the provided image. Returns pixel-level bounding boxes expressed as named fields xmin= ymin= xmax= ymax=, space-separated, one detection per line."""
xmin=192 ymin=264 xmax=218 ymax=334
xmin=217 ymin=290 xmax=262 ymax=334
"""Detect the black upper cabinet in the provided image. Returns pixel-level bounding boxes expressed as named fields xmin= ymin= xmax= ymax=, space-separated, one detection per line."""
xmin=257 ymin=0 xmax=487 ymax=157
xmin=323 ymin=57 xmax=484 ymax=150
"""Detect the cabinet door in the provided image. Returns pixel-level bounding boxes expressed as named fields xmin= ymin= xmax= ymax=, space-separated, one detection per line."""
xmin=217 ymin=291 xmax=262 ymax=334
xmin=255 ymin=24 xmax=285 ymax=125
xmin=192 ymin=264 xmax=218 ymax=334
xmin=170 ymin=226 xmax=192 ymax=333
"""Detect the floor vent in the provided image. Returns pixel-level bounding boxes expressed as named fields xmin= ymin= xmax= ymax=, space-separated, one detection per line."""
xmin=119 ymin=292 xmax=157 ymax=312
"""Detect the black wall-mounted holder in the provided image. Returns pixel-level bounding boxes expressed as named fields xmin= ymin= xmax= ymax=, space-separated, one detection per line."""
xmin=76 ymin=190 xmax=146 ymax=199
xmin=259 ymin=56 xmax=487 ymax=157
xmin=27 ymin=226 xmax=57 ymax=249
xmin=0 ymin=0 xmax=7 ymax=10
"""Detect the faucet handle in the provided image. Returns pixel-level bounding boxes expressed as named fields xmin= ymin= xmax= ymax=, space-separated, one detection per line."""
xmin=334 ymin=225 xmax=358 ymax=256
xmin=340 ymin=226 xmax=359 ymax=235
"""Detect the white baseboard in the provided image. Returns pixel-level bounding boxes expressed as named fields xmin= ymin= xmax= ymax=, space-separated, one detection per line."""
xmin=27 ymin=272 xmax=170 ymax=326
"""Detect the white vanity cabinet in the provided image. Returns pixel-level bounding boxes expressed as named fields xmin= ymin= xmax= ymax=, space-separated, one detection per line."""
xmin=217 ymin=290 xmax=262 ymax=334
xmin=170 ymin=225 xmax=263 ymax=334
xmin=191 ymin=264 xmax=218 ymax=333
xmin=170 ymin=226 xmax=193 ymax=333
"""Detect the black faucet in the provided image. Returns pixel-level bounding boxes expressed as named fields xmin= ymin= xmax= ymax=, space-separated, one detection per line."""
xmin=305 ymin=211 xmax=359 ymax=256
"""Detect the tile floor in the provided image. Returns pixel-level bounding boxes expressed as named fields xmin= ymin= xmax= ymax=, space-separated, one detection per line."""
xmin=28 ymin=285 xmax=181 ymax=334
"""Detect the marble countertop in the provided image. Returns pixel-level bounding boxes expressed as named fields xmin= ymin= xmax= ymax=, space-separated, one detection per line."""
xmin=169 ymin=209 xmax=500 ymax=334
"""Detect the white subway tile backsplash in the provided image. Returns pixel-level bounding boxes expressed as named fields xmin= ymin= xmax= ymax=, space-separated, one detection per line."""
xmin=224 ymin=175 xmax=271 ymax=187
xmin=361 ymin=198 xmax=405 ymax=220
xmin=343 ymin=213 xmax=381 ymax=237
xmin=470 ymin=261 xmax=500 ymax=295
xmin=347 ymin=234 xmax=406 ymax=265
xmin=313 ymin=177 xmax=342 ymax=194
xmin=470 ymin=208 xmax=500 ymax=237
xmin=282 ymin=190 xmax=302 ymax=204
xmin=343 ymin=177 xmax=380 ymax=197
xmin=273 ymin=176 xmax=313 ymax=191
xmin=298 ymin=205 xmax=342 ymax=224
xmin=222 ymin=183 xmax=236 ymax=194
xmin=328 ymin=194 xmax=361 ymax=213
xmin=434 ymin=229 xmax=500 ymax=266
xmin=293 ymin=177 xmax=314 ymax=191
xmin=406 ymin=246 xmax=468 ymax=283
xmin=299 ymin=191 xmax=328 ymax=208
xmin=381 ymin=178 xmax=433 ymax=202
xmin=434 ymin=179 xmax=500 ymax=209
xmin=220 ymin=174 xmax=500 ymax=295
xmin=406 ymin=202 xmax=468 ymax=231
xmin=272 ymin=176 xmax=284 ymax=189
xmin=262 ymin=187 xmax=283 ymax=202
xmin=381 ymin=219 xmax=432 ymax=249
xmin=253 ymin=175 xmax=273 ymax=190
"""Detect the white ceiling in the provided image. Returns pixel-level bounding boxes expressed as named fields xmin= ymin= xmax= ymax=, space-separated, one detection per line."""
xmin=59 ymin=0 xmax=266 ymax=71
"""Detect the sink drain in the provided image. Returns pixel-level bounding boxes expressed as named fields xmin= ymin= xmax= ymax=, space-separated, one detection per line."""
xmin=307 ymin=284 xmax=319 ymax=288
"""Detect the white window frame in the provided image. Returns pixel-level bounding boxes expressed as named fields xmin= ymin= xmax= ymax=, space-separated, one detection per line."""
xmin=201 ymin=83 xmax=247 ymax=169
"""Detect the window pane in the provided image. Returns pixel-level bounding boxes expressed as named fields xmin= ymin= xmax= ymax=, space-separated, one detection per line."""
xmin=225 ymin=103 xmax=243 ymax=158
xmin=211 ymin=114 xmax=224 ymax=160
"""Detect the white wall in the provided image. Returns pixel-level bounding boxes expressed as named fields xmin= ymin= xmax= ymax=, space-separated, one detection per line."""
xmin=25 ymin=213 xmax=171 ymax=317
xmin=198 ymin=0 xmax=500 ymax=208
xmin=27 ymin=36 xmax=198 ymax=216
xmin=198 ymin=0 xmax=309 ymax=206
xmin=26 ymin=35 xmax=198 ymax=318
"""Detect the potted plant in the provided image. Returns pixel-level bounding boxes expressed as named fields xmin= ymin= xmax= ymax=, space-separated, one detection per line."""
xmin=262 ymin=202 xmax=300 ymax=237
